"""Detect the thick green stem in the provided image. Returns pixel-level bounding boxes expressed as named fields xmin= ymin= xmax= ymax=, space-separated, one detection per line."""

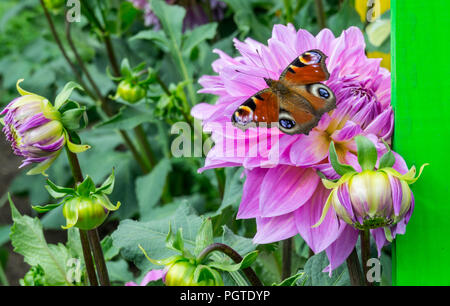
xmin=79 ymin=229 xmax=98 ymax=286
xmin=346 ymin=247 xmax=364 ymax=286
xmin=87 ymin=229 xmax=110 ymax=286
xmin=65 ymin=147 xmax=98 ymax=286
xmin=197 ymin=243 xmax=262 ymax=286
xmin=281 ymin=238 xmax=292 ymax=280
xmin=360 ymin=229 xmax=373 ymax=286
xmin=134 ymin=125 xmax=157 ymax=169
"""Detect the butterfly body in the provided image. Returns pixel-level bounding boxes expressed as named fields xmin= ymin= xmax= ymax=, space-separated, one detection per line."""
xmin=232 ymin=50 xmax=336 ymax=135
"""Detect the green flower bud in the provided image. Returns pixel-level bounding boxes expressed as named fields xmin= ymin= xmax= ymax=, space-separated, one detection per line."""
xmin=62 ymin=194 xmax=119 ymax=230
xmin=43 ymin=0 xmax=65 ymax=11
xmin=165 ymin=259 xmax=224 ymax=286
xmin=116 ymin=80 xmax=146 ymax=103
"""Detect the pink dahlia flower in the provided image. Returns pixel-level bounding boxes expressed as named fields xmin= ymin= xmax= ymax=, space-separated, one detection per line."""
xmin=192 ymin=24 xmax=408 ymax=273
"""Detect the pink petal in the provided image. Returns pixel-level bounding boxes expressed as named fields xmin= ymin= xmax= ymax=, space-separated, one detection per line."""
xmin=294 ymin=184 xmax=342 ymax=253
xmin=289 ymin=130 xmax=329 ymax=166
xmin=259 ymin=166 xmax=319 ymax=217
xmin=125 ymin=269 xmax=166 ymax=286
xmin=253 ymin=212 xmax=298 ymax=244
xmin=323 ymin=224 xmax=359 ymax=275
xmin=331 ymin=121 xmax=363 ymax=142
xmin=237 ymin=168 xmax=268 ymax=219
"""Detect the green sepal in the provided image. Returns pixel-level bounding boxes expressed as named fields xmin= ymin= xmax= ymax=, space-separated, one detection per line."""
xmin=61 ymin=199 xmax=78 ymax=230
xmin=60 ymin=106 xmax=87 ymax=131
xmin=26 ymin=154 xmax=60 ymax=176
xmin=106 ymin=66 xmax=123 ymax=81
xmin=194 ymin=218 xmax=214 ymax=256
xmin=138 ymin=244 xmax=182 ymax=266
xmin=378 ymin=139 xmax=396 ymax=169
xmin=355 ymin=135 xmax=378 ymax=171
xmin=16 ymin=79 xmax=45 ymax=99
xmin=95 ymin=169 xmax=115 ymax=195
xmin=329 ymin=141 xmax=356 ymax=176
xmin=120 ymin=58 xmax=132 ymax=80
xmin=55 ymin=81 xmax=83 ymax=109
xmin=76 ymin=176 xmax=96 ymax=197
xmin=95 ymin=194 xmax=120 ymax=211
xmin=384 ymin=227 xmax=393 ymax=242
xmin=41 ymin=99 xmax=61 ymax=121
xmin=312 ymin=189 xmax=335 ymax=228
xmin=64 ymin=130 xmax=90 ymax=153
xmin=45 ymin=179 xmax=76 ymax=198
xmin=32 ymin=202 xmax=64 ymax=213
xmin=207 ymin=251 xmax=259 ymax=272
xmin=193 ymin=265 xmax=223 ymax=285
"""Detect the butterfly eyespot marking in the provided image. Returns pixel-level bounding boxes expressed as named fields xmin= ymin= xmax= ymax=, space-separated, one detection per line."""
xmin=308 ymin=83 xmax=334 ymax=100
xmin=318 ymin=87 xmax=330 ymax=98
xmin=279 ymin=118 xmax=296 ymax=129
xmin=232 ymin=106 xmax=253 ymax=126
xmin=300 ymin=51 xmax=322 ymax=65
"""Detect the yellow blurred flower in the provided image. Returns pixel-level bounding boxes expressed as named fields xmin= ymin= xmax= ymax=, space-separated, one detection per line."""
xmin=367 ymin=51 xmax=390 ymax=71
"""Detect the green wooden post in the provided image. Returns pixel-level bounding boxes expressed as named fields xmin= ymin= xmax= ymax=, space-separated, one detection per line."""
xmin=392 ymin=0 xmax=450 ymax=285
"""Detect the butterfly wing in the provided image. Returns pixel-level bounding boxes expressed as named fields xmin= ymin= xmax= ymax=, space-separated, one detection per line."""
xmin=280 ymin=49 xmax=330 ymax=84
xmin=275 ymin=50 xmax=336 ymax=135
xmin=231 ymin=88 xmax=279 ymax=131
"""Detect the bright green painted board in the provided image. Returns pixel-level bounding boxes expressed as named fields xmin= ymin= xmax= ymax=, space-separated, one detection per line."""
xmin=392 ymin=0 xmax=450 ymax=285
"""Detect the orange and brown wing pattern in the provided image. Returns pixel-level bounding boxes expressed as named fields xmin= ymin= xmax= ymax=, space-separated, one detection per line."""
xmin=232 ymin=89 xmax=279 ymax=130
xmin=280 ymin=49 xmax=330 ymax=85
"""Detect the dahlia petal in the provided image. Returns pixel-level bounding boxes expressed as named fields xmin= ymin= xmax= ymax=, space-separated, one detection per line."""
xmin=289 ymin=131 xmax=329 ymax=166
xmin=125 ymin=269 xmax=165 ymax=286
xmin=259 ymin=166 xmax=319 ymax=217
xmin=392 ymin=151 xmax=409 ymax=174
xmin=191 ymin=103 xmax=219 ymax=120
xmin=294 ymin=184 xmax=342 ymax=253
xmin=296 ymin=29 xmax=317 ymax=53
xmin=253 ymin=212 xmax=297 ymax=244
xmin=370 ymin=228 xmax=388 ymax=257
xmin=364 ymin=106 xmax=394 ymax=139
xmin=330 ymin=121 xmax=363 ymax=142
xmin=237 ymin=168 xmax=268 ymax=219
xmin=323 ymin=224 xmax=359 ymax=275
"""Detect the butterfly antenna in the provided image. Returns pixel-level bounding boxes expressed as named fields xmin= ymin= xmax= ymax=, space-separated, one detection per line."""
xmin=256 ymin=49 xmax=271 ymax=79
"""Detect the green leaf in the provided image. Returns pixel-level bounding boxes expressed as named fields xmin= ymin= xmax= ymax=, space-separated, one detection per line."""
xmin=208 ymin=250 xmax=258 ymax=272
xmin=214 ymin=167 xmax=244 ymax=215
xmin=111 ymin=204 xmax=203 ymax=271
xmin=328 ymin=0 xmax=364 ymax=36
xmin=0 ymin=225 xmax=10 ymax=246
xmin=130 ymin=30 xmax=170 ymax=52
xmin=101 ymin=236 xmax=120 ymax=261
xmin=329 ymin=142 xmax=357 ymax=176
xmin=135 ymin=158 xmax=172 ymax=220
xmin=194 ymin=218 xmax=214 ymax=256
xmin=95 ymin=103 xmax=155 ymax=130
xmin=355 ymin=135 xmax=378 ymax=171
xmin=274 ymin=271 xmax=307 ymax=286
xmin=182 ymin=23 xmax=218 ymax=57
xmin=9 ymin=195 xmax=72 ymax=285
xmin=55 ymin=82 xmax=83 ymax=109
xmin=107 ymin=259 xmax=134 ymax=284
xmin=151 ymin=0 xmax=185 ymax=49
xmin=302 ymin=252 xmax=350 ymax=286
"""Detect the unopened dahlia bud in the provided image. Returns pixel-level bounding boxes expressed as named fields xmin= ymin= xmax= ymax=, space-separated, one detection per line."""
xmin=1 ymin=80 xmax=65 ymax=175
xmin=1 ymin=80 xmax=90 ymax=175
xmin=327 ymin=169 xmax=416 ymax=229
xmin=315 ymin=135 xmax=427 ymax=234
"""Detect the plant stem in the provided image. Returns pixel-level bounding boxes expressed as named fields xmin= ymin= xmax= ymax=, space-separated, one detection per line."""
xmin=360 ymin=229 xmax=373 ymax=286
xmin=87 ymin=229 xmax=110 ymax=286
xmin=40 ymin=0 xmax=96 ymax=100
xmin=314 ymin=0 xmax=327 ymax=29
xmin=79 ymin=229 xmax=98 ymax=286
xmin=65 ymin=146 xmax=110 ymax=286
xmin=283 ymin=0 xmax=293 ymax=23
xmin=133 ymin=125 xmax=157 ymax=168
xmin=197 ymin=243 xmax=262 ymax=286
xmin=65 ymin=147 xmax=98 ymax=286
xmin=346 ymin=247 xmax=364 ymax=286
xmin=281 ymin=238 xmax=292 ymax=280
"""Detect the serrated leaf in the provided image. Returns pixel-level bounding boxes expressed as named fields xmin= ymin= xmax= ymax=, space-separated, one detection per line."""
xmin=111 ymin=204 xmax=202 ymax=271
xmin=182 ymin=23 xmax=217 ymax=57
xmin=9 ymin=195 xmax=71 ymax=285
xmin=101 ymin=235 xmax=120 ymax=261
xmin=302 ymin=252 xmax=350 ymax=286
